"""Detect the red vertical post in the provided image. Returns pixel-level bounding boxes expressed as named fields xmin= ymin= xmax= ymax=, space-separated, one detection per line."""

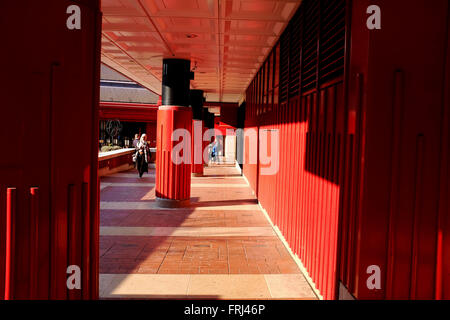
xmin=202 ymin=125 xmax=209 ymax=167
xmin=4 ymin=188 xmax=16 ymax=300
xmin=190 ymin=90 xmax=205 ymax=176
xmin=29 ymin=187 xmax=39 ymax=299
xmin=155 ymin=59 xmax=194 ymax=208
xmin=203 ymin=110 xmax=215 ymax=167
xmin=191 ymin=119 xmax=204 ymax=176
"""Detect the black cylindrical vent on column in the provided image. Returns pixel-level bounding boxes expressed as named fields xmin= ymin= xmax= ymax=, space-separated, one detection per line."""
xmin=162 ymin=59 xmax=194 ymax=107
xmin=190 ymin=90 xmax=204 ymax=120
xmin=203 ymin=109 xmax=208 ymax=126
xmin=203 ymin=109 xmax=210 ymax=128
xmin=204 ymin=110 xmax=215 ymax=129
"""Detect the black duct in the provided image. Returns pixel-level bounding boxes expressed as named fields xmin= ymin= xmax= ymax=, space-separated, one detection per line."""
xmin=190 ymin=89 xmax=204 ymax=120
xmin=161 ymin=59 xmax=194 ymax=107
xmin=203 ymin=109 xmax=215 ymax=129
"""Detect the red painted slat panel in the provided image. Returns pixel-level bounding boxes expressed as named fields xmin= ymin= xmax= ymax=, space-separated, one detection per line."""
xmin=29 ymin=187 xmax=39 ymax=299
xmin=81 ymin=182 xmax=91 ymax=300
xmin=4 ymin=188 xmax=16 ymax=300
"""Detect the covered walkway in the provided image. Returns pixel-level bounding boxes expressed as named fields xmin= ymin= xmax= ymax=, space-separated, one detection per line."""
xmin=99 ymin=164 xmax=317 ymax=299
xmin=2 ymin=0 xmax=449 ymax=301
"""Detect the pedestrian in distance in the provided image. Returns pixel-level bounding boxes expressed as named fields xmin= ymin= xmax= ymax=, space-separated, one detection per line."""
xmin=210 ymin=138 xmax=219 ymax=164
xmin=132 ymin=133 xmax=140 ymax=167
xmin=132 ymin=133 xmax=140 ymax=148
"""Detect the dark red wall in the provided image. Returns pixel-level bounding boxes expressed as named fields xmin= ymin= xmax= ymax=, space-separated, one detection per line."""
xmin=341 ymin=0 xmax=450 ymax=300
xmin=146 ymin=122 xmax=157 ymax=147
xmin=219 ymin=107 xmax=238 ymax=128
xmin=214 ymin=107 xmax=239 ymax=136
xmin=0 ymin=0 xmax=101 ymax=299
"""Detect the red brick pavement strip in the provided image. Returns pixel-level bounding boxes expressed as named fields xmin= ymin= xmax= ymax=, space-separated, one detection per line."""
xmin=99 ymin=236 xmax=301 ymax=275
xmin=100 ymin=210 xmax=270 ymax=227
xmin=101 ymin=176 xmax=248 ymax=184
xmin=100 ymin=186 xmax=255 ymax=202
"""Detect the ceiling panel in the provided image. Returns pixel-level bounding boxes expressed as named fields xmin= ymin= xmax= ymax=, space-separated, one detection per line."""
xmin=101 ymin=0 xmax=301 ymax=102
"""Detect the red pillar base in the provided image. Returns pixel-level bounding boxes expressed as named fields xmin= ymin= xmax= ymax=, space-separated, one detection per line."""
xmin=155 ymin=197 xmax=190 ymax=208
xmin=192 ymin=172 xmax=204 ymax=177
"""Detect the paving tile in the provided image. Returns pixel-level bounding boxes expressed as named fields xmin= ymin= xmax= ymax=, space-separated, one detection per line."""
xmin=100 ymin=226 xmax=275 ymax=237
xmin=187 ymin=275 xmax=271 ymax=299
xmin=100 ymin=274 xmax=190 ymax=299
xmin=264 ymin=274 xmax=317 ymax=299
xmin=100 ymin=201 xmax=261 ymax=211
xmin=101 ymin=210 xmax=271 ymax=228
xmin=102 ymin=182 xmax=249 ymax=188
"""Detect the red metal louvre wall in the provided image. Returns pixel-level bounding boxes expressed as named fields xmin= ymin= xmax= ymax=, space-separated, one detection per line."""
xmin=244 ymin=0 xmax=450 ymax=300
xmin=0 ymin=0 xmax=101 ymax=299
xmin=244 ymin=0 xmax=348 ymax=299
xmin=340 ymin=0 xmax=450 ymax=300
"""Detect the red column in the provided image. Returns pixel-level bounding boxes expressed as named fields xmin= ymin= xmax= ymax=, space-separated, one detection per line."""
xmin=190 ymin=89 xmax=205 ymax=176
xmin=202 ymin=125 xmax=209 ymax=167
xmin=191 ymin=119 xmax=204 ymax=176
xmin=155 ymin=59 xmax=194 ymax=208
xmin=155 ymin=106 xmax=192 ymax=207
xmin=203 ymin=110 xmax=215 ymax=167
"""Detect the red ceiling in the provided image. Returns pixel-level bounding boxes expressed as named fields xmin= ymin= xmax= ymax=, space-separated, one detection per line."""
xmin=101 ymin=0 xmax=301 ymax=102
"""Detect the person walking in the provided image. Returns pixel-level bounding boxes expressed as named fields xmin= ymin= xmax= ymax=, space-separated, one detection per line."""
xmin=136 ymin=134 xmax=150 ymax=178
xmin=132 ymin=133 xmax=140 ymax=167
xmin=132 ymin=133 xmax=140 ymax=148
xmin=210 ymin=138 xmax=219 ymax=164
xmin=216 ymin=136 xmax=223 ymax=164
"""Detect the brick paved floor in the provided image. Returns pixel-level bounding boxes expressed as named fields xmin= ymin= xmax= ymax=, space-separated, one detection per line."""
xmin=99 ymin=164 xmax=317 ymax=299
